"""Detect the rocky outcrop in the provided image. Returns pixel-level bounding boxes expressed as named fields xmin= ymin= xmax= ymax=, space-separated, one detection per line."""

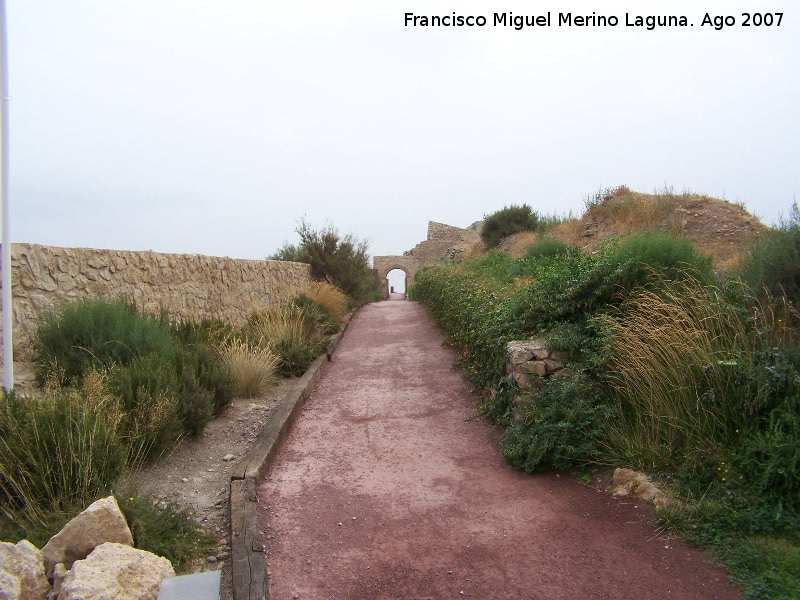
xmin=0 ymin=540 xmax=49 ymax=600
xmin=41 ymin=496 xmax=134 ymax=578
xmin=58 ymin=543 xmax=174 ymax=600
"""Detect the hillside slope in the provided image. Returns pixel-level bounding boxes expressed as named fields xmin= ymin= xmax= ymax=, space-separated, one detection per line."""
xmin=498 ymin=187 xmax=766 ymax=272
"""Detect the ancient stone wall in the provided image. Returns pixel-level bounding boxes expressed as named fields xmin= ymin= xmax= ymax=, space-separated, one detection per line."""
xmin=0 ymin=244 xmax=311 ymax=359
xmin=426 ymin=221 xmax=481 ymax=243
xmin=373 ymin=220 xmax=484 ymax=299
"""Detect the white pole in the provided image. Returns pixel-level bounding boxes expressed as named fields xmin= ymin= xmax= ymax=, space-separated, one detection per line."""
xmin=0 ymin=0 xmax=12 ymax=392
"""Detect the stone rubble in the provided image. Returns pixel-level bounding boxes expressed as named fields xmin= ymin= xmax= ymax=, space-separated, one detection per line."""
xmin=1 ymin=496 xmax=177 ymax=600
xmin=41 ymin=496 xmax=134 ymax=578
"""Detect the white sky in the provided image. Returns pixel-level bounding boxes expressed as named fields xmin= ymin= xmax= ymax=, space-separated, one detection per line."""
xmin=5 ymin=1 xmax=799 ymax=261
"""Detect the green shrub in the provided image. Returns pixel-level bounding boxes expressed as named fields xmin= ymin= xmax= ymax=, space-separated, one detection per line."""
xmin=480 ymin=204 xmax=539 ymax=248
xmin=173 ymin=344 xmax=235 ymax=419
xmin=170 ymin=318 xmax=232 ymax=347
xmin=108 ymin=353 xmax=184 ymax=463
xmin=33 ymin=298 xmax=175 ymax=386
xmin=117 ymin=493 xmax=214 ymax=572
xmin=0 ymin=376 xmax=126 ymax=531
xmin=738 ymin=202 xmax=800 ymax=304
xmin=291 ymin=295 xmax=340 ymax=335
xmin=500 ymin=374 xmax=613 ymax=471
xmin=610 ymin=230 xmax=715 ymax=291
xmin=525 ymin=237 xmax=569 ymax=260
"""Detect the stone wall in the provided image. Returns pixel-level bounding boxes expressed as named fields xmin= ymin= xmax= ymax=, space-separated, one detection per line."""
xmin=426 ymin=221 xmax=481 ymax=243
xmin=0 ymin=243 xmax=311 ymax=359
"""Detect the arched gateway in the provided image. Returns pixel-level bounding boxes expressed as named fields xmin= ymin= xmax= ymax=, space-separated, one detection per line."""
xmin=372 ymin=221 xmax=483 ymax=300
xmin=372 ymin=256 xmax=424 ymax=300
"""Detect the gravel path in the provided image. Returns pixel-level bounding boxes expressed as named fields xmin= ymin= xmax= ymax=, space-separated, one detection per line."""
xmin=259 ymin=300 xmax=741 ymax=599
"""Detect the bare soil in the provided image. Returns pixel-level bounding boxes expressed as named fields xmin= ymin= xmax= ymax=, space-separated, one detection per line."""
xmin=258 ymin=300 xmax=742 ymax=599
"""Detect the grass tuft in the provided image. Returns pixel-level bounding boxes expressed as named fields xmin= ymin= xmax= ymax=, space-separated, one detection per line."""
xmin=218 ymin=338 xmax=280 ymax=398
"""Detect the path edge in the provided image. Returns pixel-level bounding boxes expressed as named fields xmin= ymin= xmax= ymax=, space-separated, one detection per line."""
xmin=230 ymin=313 xmax=354 ymax=600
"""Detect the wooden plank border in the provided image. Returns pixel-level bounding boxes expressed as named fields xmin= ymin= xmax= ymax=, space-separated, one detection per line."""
xmin=230 ymin=317 xmax=352 ymax=600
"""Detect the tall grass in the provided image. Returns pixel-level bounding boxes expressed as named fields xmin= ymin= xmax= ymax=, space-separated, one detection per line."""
xmin=603 ymin=276 xmax=758 ymax=470
xmin=0 ymin=372 xmax=126 ymax=532
xmin=218 ymin=338 xmax=280 ymax=398
xmin=247 ymin=304 xmax=325 ymax=377
xmin=303 ymin=281 xmax=349 ymax=322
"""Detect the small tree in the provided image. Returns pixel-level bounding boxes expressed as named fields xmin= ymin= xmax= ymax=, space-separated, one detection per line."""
xmin=272 ymin=219 xmax=379 ymax=305
xmin=481 ymin=204 xmax=540 ymax=248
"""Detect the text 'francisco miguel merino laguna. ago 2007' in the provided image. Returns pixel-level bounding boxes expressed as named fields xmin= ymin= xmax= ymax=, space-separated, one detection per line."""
xmin=403 ymin=11 xmax=784 ymax=31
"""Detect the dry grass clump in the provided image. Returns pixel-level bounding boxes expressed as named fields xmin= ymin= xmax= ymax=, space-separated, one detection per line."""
xmin=303 ymin=281 xmax=349 ymax=322
xmin=247 ymin=303 xmax=325 ymax=377
xmin=603 ymin=276 xmax=749 ymax=470
xmin=218 ymin=338 xmax=279 ymax=398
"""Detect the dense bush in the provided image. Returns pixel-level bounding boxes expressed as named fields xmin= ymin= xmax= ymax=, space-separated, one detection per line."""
xmin=737 ymin=202 xmax=800 ymax=304
xmin=501 ymin=374 xmax=614 ymax=471
xmin=291 ymin=295 xmax=341 ymax=335
xmin=33 ymin=298 xmax=173 ymax=386
xmin=609 ymin=230 xmax=715 ymax=290
xmin=413 ymin=220 xmax=800 ymax=597
xmin=480 ymin=204 xmax=539 ymax=248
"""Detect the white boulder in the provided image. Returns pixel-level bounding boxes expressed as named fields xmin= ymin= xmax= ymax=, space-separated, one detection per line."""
xmin=0 ymin=540 xmax=50 ymax=600
xmin=58 ymin=543 xmax=174 ymax=600
xmin=41 ymin=496 xmax=134 ymax=578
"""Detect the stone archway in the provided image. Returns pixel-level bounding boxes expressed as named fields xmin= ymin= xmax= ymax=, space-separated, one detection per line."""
xmin=372 ymin=256 xmax=424 ymax=300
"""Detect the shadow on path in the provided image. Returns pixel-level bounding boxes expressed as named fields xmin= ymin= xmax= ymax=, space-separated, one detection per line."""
xmin=258 ymin=301 xmax=740 ymax=599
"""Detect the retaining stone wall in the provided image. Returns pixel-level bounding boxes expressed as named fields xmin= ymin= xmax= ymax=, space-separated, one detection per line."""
xmin=0 ymin=243 xmax=311 ymax=359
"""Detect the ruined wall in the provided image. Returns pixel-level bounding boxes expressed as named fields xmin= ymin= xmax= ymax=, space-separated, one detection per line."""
xmin=373 ymin=220 xmax=484 ymax=299
xmin=0 ymin=243 xmax=311 ymax=359
xmin=426 ymin=221 xmax=481 ymax=243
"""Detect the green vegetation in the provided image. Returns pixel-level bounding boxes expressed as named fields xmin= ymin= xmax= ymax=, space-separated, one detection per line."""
xmin=117 ymin=492 xmax=215 ymax=572
xmin=3 ymin=276 xmax=349 ymax=567
xmin=32 ymin=297 xmax=174 ymax=386
xmin=737 ymin=201 xmax=800 ymax=303
xmin=272 ymin=218 xmax=380 ymax=305
xmin=0 ymin=374 xmax=126 ymax=535
xmin=410 ymin=204 xmax=800 ymax=598
xmin=480 ymin=204 xmax=540 ymax=248
xmin=247 ymin=303 xmax=326 ymax=377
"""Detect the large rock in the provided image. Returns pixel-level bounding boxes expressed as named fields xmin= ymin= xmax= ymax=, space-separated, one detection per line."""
xmin=0 ymin=540 xmax=50 ymax=600
xmin=58 ymin=543 xmax=174 ymax=600
xmin=0 ymin=570 xmax=21 ymax=600
xmin=41 ymin=496 xmax=133 ymax=578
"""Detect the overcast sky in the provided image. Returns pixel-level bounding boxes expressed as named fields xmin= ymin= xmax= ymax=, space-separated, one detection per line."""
xmin=4 ymin=1 xmax=798 ymax=261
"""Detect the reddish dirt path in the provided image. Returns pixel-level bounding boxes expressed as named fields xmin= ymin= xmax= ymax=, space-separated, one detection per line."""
xmin=258 ymin=300 xmax=741 ymax=599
